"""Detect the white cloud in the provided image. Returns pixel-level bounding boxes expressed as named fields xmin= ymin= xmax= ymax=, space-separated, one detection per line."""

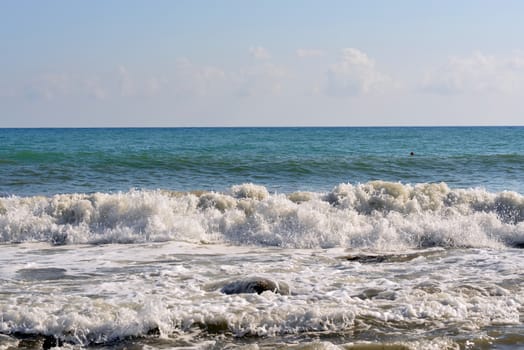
xmin=249 ymin=46 xmax=271 ymax=60
xmin=324 ymin=48 xmax=390 ymax=96
xmin=233 ymin=63 xmax=289 ymax=97
xmin=296 ymin=48 xmax=325 ymax=58
xmin=25 ymin=73 xmax=71 ymax=100
xmin=23 ymin=72 xmax=105 ymax=100
xmin=422 ymin=52 xmax=524 ymax=95
xmin=174 ymin=58 xmax=227 ymax=96
xmin=173 ymin=57 xmax=289 ymax=98
xmin=116 ymin=65 xmax=165 ymax=98
xmin=118 ymin=66 xmax=134 ymax=97
xmin=144 ymin=77 xmax=161 ymax=97
xmin=83 ymin=77 xmax=107 ymax=100
xmin=17 ymin=67 xmax=162 ymax=101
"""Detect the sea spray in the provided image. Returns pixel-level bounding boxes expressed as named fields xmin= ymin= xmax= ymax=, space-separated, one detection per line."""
xmin=1 ymin=182 xmax=523 ymax=249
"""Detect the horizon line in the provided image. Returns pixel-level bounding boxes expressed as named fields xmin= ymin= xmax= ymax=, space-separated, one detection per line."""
xmin=1 ymin=124 xmax=524 ymax=129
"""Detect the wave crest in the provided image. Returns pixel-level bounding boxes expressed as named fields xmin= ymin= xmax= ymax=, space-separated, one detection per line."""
xmin=1 ymin=182 xmax=523 ymax=249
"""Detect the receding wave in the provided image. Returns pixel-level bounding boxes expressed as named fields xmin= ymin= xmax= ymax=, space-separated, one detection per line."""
xmin=1 ymin=182 xmax=523 ymax=248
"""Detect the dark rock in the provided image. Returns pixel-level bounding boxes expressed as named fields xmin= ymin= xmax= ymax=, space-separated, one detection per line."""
xmin=17 ymin=268 xmax=68 ymax=281
xmin=42 ymin=335 xmax=63 ymax=350
xmin=345 ymin=255 xmax=389 ymax=263
xmin=14 ymin=333 xmax=64 ymax=350
xmin=51 ymin=232 xmax=68 ymax=246
xmin=146 ymin=326 xmax=160 ymax=336
xmin=220 ymin=277 xmax=289 ymax=295
xmin=342 ymin=250 xmax=443 ymax=264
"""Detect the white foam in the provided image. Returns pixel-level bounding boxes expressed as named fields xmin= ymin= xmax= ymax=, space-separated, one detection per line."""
xmin=0 ymin=182 xmax=523 ymax=249
xmin=0 ymin=242 xmax=522 ymax=347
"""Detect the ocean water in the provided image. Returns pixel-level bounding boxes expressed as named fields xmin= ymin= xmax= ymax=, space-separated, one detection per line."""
xmin=0 ymin=127 xmax=523 ymax=349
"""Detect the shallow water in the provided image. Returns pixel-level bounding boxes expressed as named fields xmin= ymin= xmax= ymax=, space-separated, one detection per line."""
xmin=0 ymin=242 xmax=523 ymax=349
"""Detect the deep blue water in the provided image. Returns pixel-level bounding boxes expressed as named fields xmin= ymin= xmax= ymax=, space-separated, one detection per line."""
xmin=1 ymin=127 xmax=523 ymax=196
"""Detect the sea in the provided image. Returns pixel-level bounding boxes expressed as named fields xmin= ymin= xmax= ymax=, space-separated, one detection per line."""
xmin=0 ymin=127 xmax=523 ymax=349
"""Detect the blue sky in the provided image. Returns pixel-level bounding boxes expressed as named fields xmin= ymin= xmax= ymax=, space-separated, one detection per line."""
xmin=2 ymin=0 xmax=524 ymax=127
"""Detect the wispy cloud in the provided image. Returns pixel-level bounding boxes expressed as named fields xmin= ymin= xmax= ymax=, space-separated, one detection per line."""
xmin=421 ymin=52 xmax=524 ymax=95
xmin=13 ymin=48 xmax=394 ymax=103
xmin=296 ymin=48 xmax=325 ymax=58
xmin=24 ymin=73 xmax=71 ymax=100
xmin=173 ymin=57 xmax=289 ymax=98
xmin=83 ymin=76 xmax=108 ymax=100
xmin=14 ymin=67 xmax=162 ymax=101
xmin=249 ymin=46 xmax=271 ymax=60
xmin=324 ymin=48 xmax=391 ymax=96
xmin=174 ymin=58 xmax=227 ymax=96
xmin=233 ymin=63 xmax=289 ymax=97
xmin=118 ymin=66 xmax=135 ymax=97
xmin=117 ymin=65 xmax=165 ymax=98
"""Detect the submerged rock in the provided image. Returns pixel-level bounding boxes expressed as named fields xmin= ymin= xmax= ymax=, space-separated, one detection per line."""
xmin=220 ymin=277 xmax=290 ymax=295
xmin=512 ymin=241 xmax=524 ymax=249
xmin=11 ymin=333 xmax=63 ymax=350
xmin=342 ymin=249 xmax=444 ymax=264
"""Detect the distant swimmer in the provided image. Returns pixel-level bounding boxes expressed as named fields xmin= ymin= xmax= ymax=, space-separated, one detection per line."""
xmin=410 ymin=151 xmax=415 ymax=156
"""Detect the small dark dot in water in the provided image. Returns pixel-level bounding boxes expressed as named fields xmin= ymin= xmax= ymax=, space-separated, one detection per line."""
xmin=410 ymin=152 xmax=415 ymax=156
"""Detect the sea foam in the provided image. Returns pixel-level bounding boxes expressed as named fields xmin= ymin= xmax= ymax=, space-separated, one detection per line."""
xmin=0 ymin=182 xmax=523 ymax=249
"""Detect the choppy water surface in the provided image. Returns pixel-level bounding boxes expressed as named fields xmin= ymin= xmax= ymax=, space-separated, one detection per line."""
xmin=1 ymin=127 xmax=523 ymax=196
xmin=0 ymin=127 xmax=523 ymax=348
xmin=1 ymin=242 xmax=523 ymax=349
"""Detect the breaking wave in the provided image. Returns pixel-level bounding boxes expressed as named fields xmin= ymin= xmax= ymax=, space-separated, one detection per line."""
xmin=1 ymin=182 xmax=523 ymax=249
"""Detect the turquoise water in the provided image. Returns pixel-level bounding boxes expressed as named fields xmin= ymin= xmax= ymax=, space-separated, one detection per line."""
xmin=1 ymin=127 xmax=524 ymax=349
xmin=1 ymin=127 xmax=523 ymax=196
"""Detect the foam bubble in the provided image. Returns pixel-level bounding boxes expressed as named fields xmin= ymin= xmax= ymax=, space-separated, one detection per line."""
xmin=0 ymin=242 xmax=522 ymax=347
xmin=230 ymin=183 xmax=269 ymax=200
xmin=0 ymin=182 xmax=523 ymax=249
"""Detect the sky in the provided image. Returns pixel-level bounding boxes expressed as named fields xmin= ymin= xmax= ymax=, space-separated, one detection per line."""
xmin=1 ymin=0 xmax=524 ymax=127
